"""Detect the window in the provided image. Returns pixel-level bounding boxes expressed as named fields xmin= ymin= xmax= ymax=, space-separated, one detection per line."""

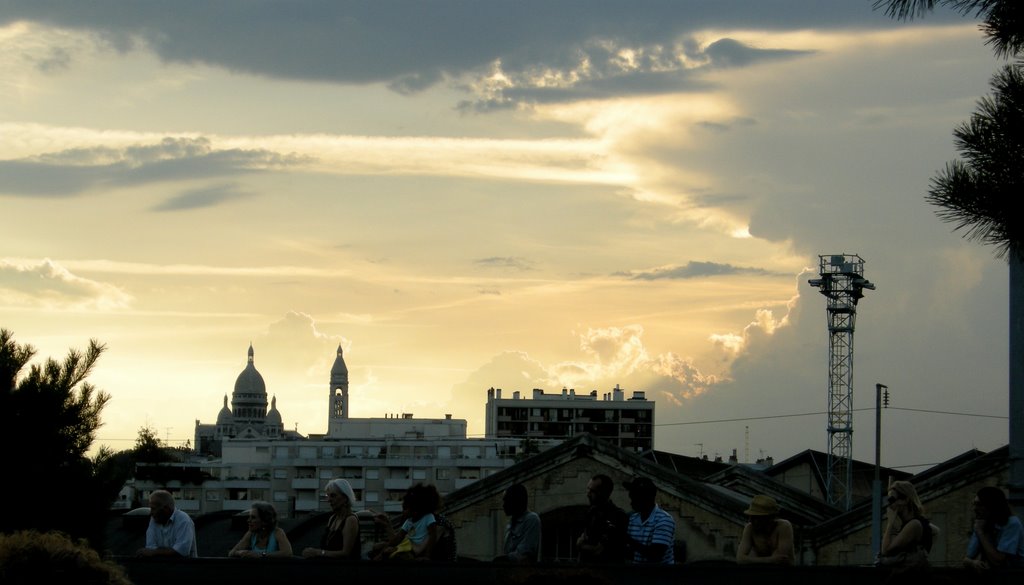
xmin=462 ymin=446 xmax=480 ymax=459
xmin=206 ymin=491 xmax=220 ymax=501
xmin=437 ymin=446 xmax=451 ymax=459
xmin=274 ymin=491 xmax=288 ymax=502
xmin=275 ymin=446 xmax=291 ymax=459
xmin=436 ymin=468 xmax=451 ymax=480
xmin=320 ymin=469 xmax=334 ymax=479
xmin=366 ymin=469 xmax=380 ymax=480
xmin=273 ymin=469 xmax=288 ymax=479
xmin=365 ymin=492 xmax=379 ymax=503
xmin=299 ymin=446 xmax=318 ymax=459
xmin=412 ymin=469 xmax=426 ymax=480
xmin=322 ymin=446 xmax=336 ymax=458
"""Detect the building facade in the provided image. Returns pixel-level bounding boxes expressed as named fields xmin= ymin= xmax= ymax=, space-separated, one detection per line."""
xmin=193 ymin=344 xmax=300 ymax=457
xmin=137 ymin=344 xmax=561 ymax=518
xmin=484 ymin=385 xmax=654 ymax=452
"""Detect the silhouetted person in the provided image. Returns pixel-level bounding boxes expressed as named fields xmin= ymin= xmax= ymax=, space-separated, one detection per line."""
xmin=495 ymin=483 xmax=540 ymax=563
xmin=878 ymin=481 xmax=935 ymax=569
xmin=624 ymin=476 xmax=674 ymax=565
xmin=229 ymin=501 xmax=294 ymax=558
xmin=302 ymin=478 xmax=360 ymax=559
xmin=371 ymin=482 xmax=441 ymax=560
xmin=577 ymin=474 xmax=628 ymax=563
xmin=136 ymin=490 xmax=197 ymax=558
xmin=964 ymin=486 xmax=1024 ymax=570
xmin=736 ymin=494 xmax=794 ymax=566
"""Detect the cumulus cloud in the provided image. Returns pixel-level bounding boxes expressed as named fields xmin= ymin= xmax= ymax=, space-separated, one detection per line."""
xmin=711 ymin=303 xmax=795 ymax=358
xmin=254 ymin=311 xmax=349 ymax=385
xmin=0 ymin=258 xmax=132 ymax=309
xmin=0 ymin=137 xmax=308 ymax=198
xmin=446 ymin=323 xmax=739 ymax=434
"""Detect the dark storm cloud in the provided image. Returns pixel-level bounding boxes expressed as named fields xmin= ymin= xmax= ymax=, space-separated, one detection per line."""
xmin=619 ymin=261 xmax=779 ymax=280
xmin=702 ymin=38 xmax=812 ymax=68
xmin=0 ymin=137 xmax=308 ymax=197
xmin=0 ymin=1 xmax=954 ymax=93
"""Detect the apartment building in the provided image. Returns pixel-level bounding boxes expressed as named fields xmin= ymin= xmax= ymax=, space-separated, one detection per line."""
xmin=484 ymin=385 xmax=654 ymax=452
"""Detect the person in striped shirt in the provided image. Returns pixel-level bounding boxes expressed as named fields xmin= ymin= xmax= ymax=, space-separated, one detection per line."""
xmin=624 ymin=476 xmax=675 ymax=565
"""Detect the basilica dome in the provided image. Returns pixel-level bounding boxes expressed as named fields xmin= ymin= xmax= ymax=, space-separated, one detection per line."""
xmin=234 ymin=344 xmax=267 ymax=396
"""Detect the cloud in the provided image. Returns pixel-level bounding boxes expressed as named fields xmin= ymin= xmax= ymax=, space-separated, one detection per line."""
xmin=703 ymin=38 xmax=812 ymax=69
xmin=474 ymin=257 xmax=535 ymax=271
xmin=0 ymin=1 xmax=948 ymax=109
xmin=150 ymin=182 xmax=252 ymax=212
xmin=620 ymin=261 xmax=778 ymax=280
xmin=459 ymin=37 xmax=812 ymax=110
xmin=445 ymin=323 xmax=731 ymax=435
xmin=0 ymin=258 xmax=132 ymax=309
xmin=0 ymin=137 xmax=308 ymax=198
xmin=254 ymin=311 xmax=350 ymax=385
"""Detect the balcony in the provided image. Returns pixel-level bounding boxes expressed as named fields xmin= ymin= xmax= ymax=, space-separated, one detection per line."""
xmin=291 ymin=478 xmax=319 ymax=490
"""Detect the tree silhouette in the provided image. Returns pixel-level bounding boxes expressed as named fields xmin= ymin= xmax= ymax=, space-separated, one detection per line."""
xmin=926 ymin=64 xmax=1024 ymax=259
xmin=875 ymin=0 xmax=1024 ymax=505
xmin=874 ymin=1 xmax=1024 ymax=58
xmin=0 ymin=329 xmax=115 ymax=546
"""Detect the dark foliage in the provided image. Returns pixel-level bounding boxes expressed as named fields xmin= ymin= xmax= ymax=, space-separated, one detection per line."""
xmin=874 ymin=1 xmax=1024 ymax=58
xmin=928 ymin=64 xmax=1024 ymax=259
xmin=0 ymin=329 xmax=118 ymax=548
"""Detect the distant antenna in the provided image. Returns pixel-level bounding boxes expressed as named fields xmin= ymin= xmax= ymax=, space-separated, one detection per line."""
xmin=695 ymin=443 xmax=704 ymax=458
xmin=744 ymin=426 xmax=749 ymax=464
xmin=809 ymin=254 xmax=875 ymax=510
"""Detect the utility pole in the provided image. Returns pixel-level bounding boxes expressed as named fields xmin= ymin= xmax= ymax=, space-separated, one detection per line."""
xmin=871 ymin=383 xmax=889 ymax=560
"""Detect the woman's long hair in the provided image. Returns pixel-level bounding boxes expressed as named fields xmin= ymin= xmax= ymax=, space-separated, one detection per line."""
xmin=890 ymin=481 xmax=925 ymax=518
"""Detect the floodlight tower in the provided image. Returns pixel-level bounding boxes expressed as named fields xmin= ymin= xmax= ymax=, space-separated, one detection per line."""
xmin=808 ymin=254 xmax=875 ymax=510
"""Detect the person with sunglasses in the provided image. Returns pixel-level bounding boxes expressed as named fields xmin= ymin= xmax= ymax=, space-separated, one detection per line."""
xmin=877 ymin=481 xmax=935 ymax=569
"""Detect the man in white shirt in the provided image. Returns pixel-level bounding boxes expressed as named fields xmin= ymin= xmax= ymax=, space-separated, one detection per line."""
xmin=136 ymin=490 xmax=198 ymax=558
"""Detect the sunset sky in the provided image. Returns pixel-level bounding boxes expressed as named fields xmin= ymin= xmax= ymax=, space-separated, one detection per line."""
xmin=0 ymin=1 xmax=1011 ymax=472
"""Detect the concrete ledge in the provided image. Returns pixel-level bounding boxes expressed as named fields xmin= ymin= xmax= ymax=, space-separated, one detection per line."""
xmin=116 ymin=557 xmax=1023 ymax=585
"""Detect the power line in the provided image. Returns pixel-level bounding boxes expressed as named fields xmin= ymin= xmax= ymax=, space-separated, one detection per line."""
xmin=657 ymin=411 xmax=826 ymax=426
xmin=887 ymin=406 xmax=1006 ymax=420
xmin=655 ymin=406 xmax=1006 ymax=427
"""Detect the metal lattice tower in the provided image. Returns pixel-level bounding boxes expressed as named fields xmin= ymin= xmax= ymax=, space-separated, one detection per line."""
xmin=808 ymin=254 xmax=875 ymax=510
